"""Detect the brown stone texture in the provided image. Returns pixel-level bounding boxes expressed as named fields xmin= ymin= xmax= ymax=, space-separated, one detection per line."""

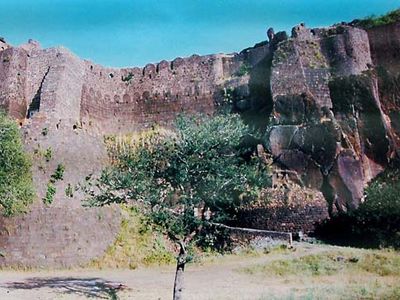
xmin=238 ymin=185 xmax=329 ymax=234
xmin=368 ymin=22 xmax=400 ymax=73
xmin=367 ymin=23 xmax=400 ymax=158
xmin=80 ymin=55 xmax=220 ymax=134
xmin=0 ymin=205 xmax=121 ymax=268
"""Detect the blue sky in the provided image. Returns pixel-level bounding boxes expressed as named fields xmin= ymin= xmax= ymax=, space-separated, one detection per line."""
xmin=0 ymin=0 xmax=399 ymax=67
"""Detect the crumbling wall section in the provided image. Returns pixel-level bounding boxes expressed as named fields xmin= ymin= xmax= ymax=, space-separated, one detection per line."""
xmin=237 ymin=186 xmax=329 ymax=234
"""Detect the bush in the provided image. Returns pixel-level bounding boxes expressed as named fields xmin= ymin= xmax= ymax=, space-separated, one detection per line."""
xmin=87 ymin=114 xmax=271 ymax=248
xmin=0 ymin=112 xmax=34 ymax=215
xmin=65 ymin=183 xmax=73 ymax=198
xmin=44 ymin=147 xmax=52 ymax=162
xmin=315 ymin=169 xmax=400 ymax=249
xmin=51 ymin=163 xmax=65 ymax=182
xmin=43 ymin=182 xmax=56 ymax=205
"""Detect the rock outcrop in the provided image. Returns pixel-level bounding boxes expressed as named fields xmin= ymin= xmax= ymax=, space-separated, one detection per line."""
xmin=265 ymin=23 xmax=400 ymax=213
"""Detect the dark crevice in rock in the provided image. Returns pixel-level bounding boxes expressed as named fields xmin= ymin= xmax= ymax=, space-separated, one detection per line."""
xmin=27 ymin=67 xmax=50 ymax=119
xmin=321 ymin=174 xmax=335 ymax=216
xmin=239 ymin=54 xmax=274 ymax=132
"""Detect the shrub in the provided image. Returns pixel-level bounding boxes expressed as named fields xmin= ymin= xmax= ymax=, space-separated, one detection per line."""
xmin=51 ymin=163 xmax=65 ymax=182
xmin=44 ymin=147 xmax=52 ymax=162
xmin=235 ymin=63 xmax=251 ymax=77
xmin=0 ymin=112 xmax=35 ymax=215
xmin=41 ymin=127 xmax=48 ymax=136
xmin=43 ymin=182 xmax=56 ymax=205
xmin=122 ymin=72 xmax=134 ymax=82
xmin=65 ymin=183 xmax=73 ymax=198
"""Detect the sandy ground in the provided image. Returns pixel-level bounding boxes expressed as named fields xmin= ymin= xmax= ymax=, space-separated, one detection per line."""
xmin=0 ymin=243 xmax=393 ymax=300
xmin=0 ymin=257 xmax=278 ymax=300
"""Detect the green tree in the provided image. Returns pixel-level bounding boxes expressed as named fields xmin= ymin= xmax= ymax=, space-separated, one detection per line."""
xmin=0 ymin=112 xmax=34 ymax=216
xmin=87 ymin=114 xmax=270 ymax=299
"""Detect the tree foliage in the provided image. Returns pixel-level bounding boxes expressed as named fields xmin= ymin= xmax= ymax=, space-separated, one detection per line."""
xmin=87 ymin=114 xmax=270 ymax=246
xmin=0 ymin=112 xmax=34 ymax=216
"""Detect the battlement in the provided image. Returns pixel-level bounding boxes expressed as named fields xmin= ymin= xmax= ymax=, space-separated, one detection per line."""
xmin=79 ymin=52 xmax=248 ymax=133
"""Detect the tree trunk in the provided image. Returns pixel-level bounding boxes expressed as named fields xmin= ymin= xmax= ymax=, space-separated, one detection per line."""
xmin=173 ymin=241 xmax=187 ymax=300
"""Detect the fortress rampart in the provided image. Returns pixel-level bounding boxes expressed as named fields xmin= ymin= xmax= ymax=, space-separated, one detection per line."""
xmin=1 ymin=20 xmax=400 ymax=267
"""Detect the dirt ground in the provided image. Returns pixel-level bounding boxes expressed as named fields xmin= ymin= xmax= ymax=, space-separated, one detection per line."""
xmin=0 ymin=243 xmax=398 ymax=300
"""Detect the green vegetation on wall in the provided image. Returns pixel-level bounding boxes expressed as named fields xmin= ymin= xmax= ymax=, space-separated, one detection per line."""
xmin=235 ymin=63 xmax=251 ymax=77
xmin=0 ymin=112 xmax=35 ymax=216
xmin=51 ymin=163 xmax=65 ymax=182
xmin=42 ymin=163 xmax=66 ymax=205
xmin=89 ymin=205 xmax=175 ymax=269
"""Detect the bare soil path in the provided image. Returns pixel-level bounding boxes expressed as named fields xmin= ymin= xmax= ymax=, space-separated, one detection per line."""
xmin=0 ymin=243 xmax=397 ymax=300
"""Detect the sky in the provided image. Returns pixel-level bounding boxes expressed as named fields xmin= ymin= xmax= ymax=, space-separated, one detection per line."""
xmin=0 ymin=0 xmax=399 ymax=67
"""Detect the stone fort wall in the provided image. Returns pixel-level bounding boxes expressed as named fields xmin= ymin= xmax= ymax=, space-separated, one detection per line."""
xmin=0 ymin=40 xmax=269 ymax=268
xmin=81 ymin=54 xmax=226 ymax=133
xmin=1 ymin=41 xmax=264 ymax=133
xmin=0 ymin=40 xmax=268 ymax=202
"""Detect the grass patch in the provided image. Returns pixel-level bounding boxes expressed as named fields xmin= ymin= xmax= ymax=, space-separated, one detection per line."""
xmin=258 ymin=284 xmax=400 ymax=300
xmin=241 ymin=249 xmax=400 ymax=277
xmin=235 ymin=63 xmax=251 ymax=77
xmin=89 ymin=205 xmax=175 ymax=269
xmin=244 ymin=247 xmax=400 ymax=299
xmin=359 ymin=251 xmax=400 ymax=276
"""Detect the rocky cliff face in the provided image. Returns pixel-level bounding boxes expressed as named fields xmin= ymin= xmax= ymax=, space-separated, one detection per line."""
xmin=0 ymin=20 xmax=399 ymax=266
xmin=265 ymin=22 xmax=400 ymax=214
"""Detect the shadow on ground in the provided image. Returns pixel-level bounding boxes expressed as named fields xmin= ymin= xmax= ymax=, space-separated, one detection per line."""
xmin=2 ymin=277 xmax=127 ymax=299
